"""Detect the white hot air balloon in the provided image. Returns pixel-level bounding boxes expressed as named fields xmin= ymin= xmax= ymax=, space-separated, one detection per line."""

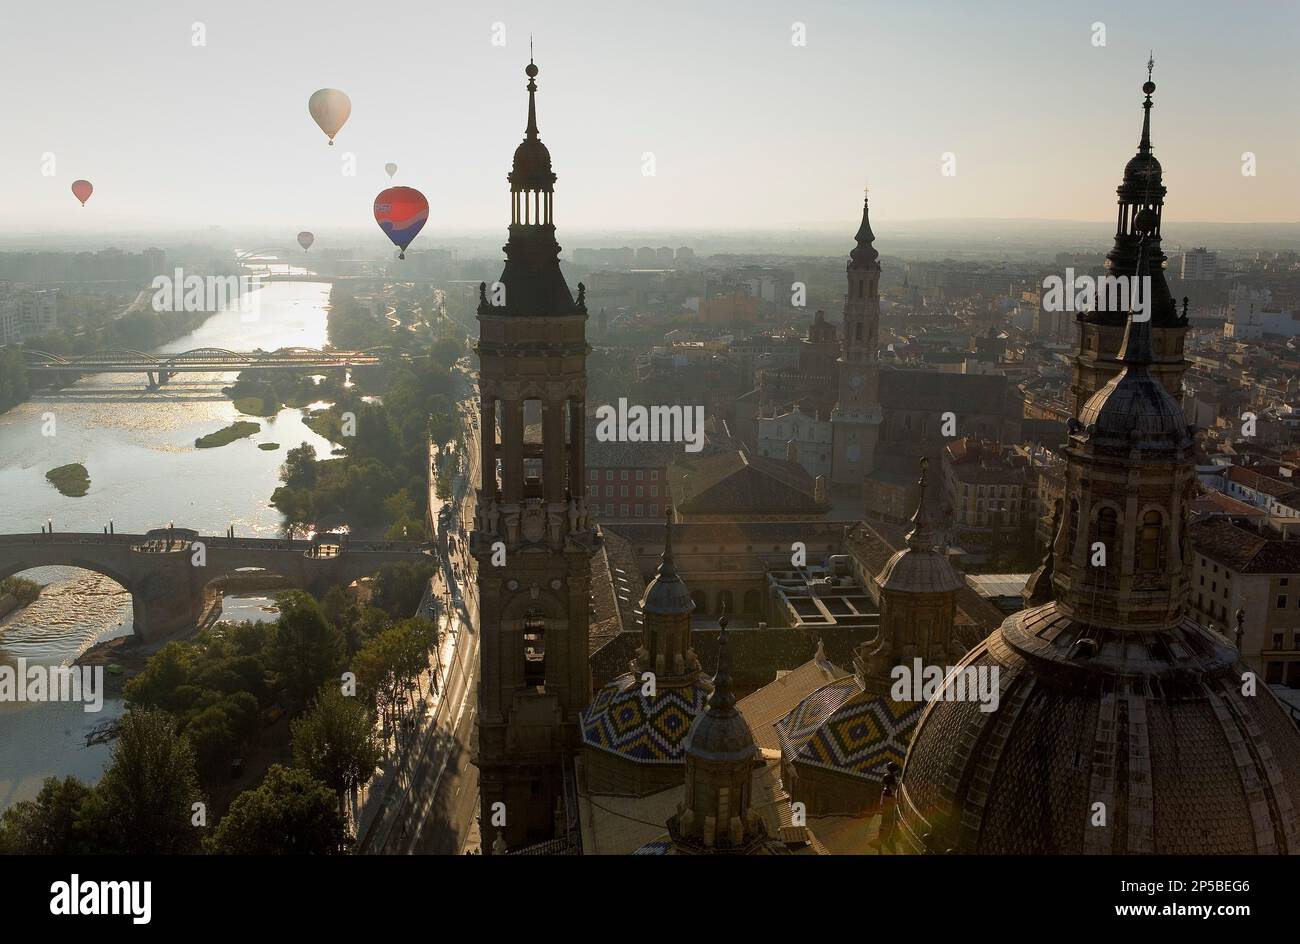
xmin=384 ymin=163 xmax=398 ymax=179
xmin=308 ymin=88 xmax=351 ymax=145
xmin=297 ymin=231 xmax=315 ymax=251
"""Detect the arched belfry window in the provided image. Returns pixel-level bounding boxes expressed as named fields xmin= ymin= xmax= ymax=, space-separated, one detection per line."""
xmin=1138 ymin=511 xmax=1165 ymax=573
xmin=1096 ymin=507 xmax=1118 ymax=571
xmin=523 ymin=609 xmax=546 ymax=689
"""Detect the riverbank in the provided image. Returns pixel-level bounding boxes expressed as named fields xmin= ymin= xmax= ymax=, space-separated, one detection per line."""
xmin=0 ymin=281 xmax=338 ymax=812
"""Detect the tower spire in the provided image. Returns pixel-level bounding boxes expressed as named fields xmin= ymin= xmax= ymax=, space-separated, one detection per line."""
xmin=658 ymin=504 xmax=676 ymax=576
xmin=849 ymin=191 xmax=879 ymax=269
xmin=905 ymin=458 xmax=938 ymax=551
xmin=1138 ymin=53 xmax=1155 ymax=155
xmin=707 ymin=608 xmax=736 ymax=713
xmin=525 ymin=56 xmax=539 ymax=140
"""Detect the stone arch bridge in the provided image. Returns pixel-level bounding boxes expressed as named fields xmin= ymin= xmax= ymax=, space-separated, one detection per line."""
xmin=0 ymin=529 xmax=433 ymax=643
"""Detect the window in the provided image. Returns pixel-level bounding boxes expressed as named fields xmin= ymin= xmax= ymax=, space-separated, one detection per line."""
xmin=1096 ymin=507 xmax=1118 ymax=569
xmin=649 ymin=504 xmax=658 ymax=517
xmin=605 ymin=485 xmax=613 ymax=497
xmin=636 ymin=486 xmax=643 ymax=497
xmin=604 ymin=503 xmax=613 ymax=514
xmin=620 ymin=504 xmax=629 ymax=516
xmin=635 ymin=504 xmax=644 ymax=516
xmin=1278 ymin=595 xmax=1288 ymax=609
xmin=651 ymin=470 xmax=658 ymax=480
xmin=605 ymin=471 xmax=613 ymax=481
xmin=589 ymin=469 xmax=598 ymax=481
xmin=620 ymin=485 xmax=628 ymax=497
xmin=1138 ymin=511 xmax=1164 ymax=572
xmin=621 ymin=470 xmax=629 ymax=481
xmin=636 ymin=470 xmax=644 ymax=481
xmin=523 ymin=610 xmax=546 ymax=688
xmin=651 ymin=485 xmax=658 ymax=497
xmin=588 ymin=485 xmax=598 ymax=498
xmin=1273 ymin=633 xmax=1284 ymax=649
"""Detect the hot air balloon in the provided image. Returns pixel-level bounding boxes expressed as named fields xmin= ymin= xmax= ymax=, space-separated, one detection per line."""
xmin=308 ymin=88 xmax=351 ymax=146
xmin=71 ymin=180 xmax=94 ymax=206
xmin=297 ymin=231 xmax=315 ymax=251
xmin=373 ymin=186 xmax=428 ymax=260
xmin=384 ymin=163 xmax=398 ymax=179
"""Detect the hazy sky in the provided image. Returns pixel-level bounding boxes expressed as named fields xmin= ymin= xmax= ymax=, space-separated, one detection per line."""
xmin=2 ymin=0 xmax=1297 ymax=239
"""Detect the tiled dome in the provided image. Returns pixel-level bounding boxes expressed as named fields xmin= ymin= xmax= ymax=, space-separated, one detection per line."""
xmin=896 ymin=602 xmax=1300 ymax=854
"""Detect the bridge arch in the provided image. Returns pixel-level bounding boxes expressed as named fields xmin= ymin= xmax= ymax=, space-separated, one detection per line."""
xmin=0 ymin=557 xmax=134 ymax=594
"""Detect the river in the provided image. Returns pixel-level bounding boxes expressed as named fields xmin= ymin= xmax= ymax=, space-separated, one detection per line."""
xmin=0 ymin=281 xmax=339 ymax=811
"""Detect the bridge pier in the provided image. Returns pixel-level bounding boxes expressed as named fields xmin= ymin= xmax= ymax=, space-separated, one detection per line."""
xmin=128 ymin=536 xmax=206 ymax=643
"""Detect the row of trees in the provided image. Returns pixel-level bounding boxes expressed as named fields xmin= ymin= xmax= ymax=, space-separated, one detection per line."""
xmin=1 ymin=573 xmax=441 ymax=854
xmin=0 ymin=345 xmax=29 ymax=413
xmin=271 ymin=349 xmax=463 ymax=539
xmin=0 ymin=704 xmax=361 ymax=855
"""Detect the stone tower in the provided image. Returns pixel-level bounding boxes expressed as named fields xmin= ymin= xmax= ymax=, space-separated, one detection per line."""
xmin=1071 ymin=59 xmax=1188 ymax=413
xmin=868 ymin=460 xmax=964 ymax=676
xmin=830 ymin=194 xmax=884 ymax=490
xmin=896 ymin=274 xmax=1300 ymax=853
xmin=472 ymin=59 xmax=597 ymax=851
xmin=777 ymin=460 xmax=964 ymax=818
xmin=579 ymin=508 xmax=712 ymax=796
xmin=668 ymin=614 xmax=782 ymax=854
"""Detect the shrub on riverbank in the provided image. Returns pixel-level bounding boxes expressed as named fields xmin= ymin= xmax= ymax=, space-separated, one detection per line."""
xmin=0 ymin=575 xmax=42 ymax=606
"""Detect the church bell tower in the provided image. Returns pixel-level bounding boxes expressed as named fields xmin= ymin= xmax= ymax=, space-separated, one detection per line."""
xmin=830 ymin=193 xmax=884 ymax=490
xmin=471 ymin=58 xmax=597 ymax=851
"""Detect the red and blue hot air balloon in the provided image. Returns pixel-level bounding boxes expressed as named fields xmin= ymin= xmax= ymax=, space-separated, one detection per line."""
xmin=373 ymin=186 xmax=428 ymax=260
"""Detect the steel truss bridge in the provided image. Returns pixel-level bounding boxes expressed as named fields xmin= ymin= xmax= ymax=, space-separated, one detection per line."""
xmin=23 ymin=346 xmax=390 ymax=388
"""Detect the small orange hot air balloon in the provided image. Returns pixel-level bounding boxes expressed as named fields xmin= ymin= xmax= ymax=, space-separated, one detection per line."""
xmin=308 ymin=89 xmax=351 ymax=146
xmin=71 ymin=180 xmax=94 ymax=206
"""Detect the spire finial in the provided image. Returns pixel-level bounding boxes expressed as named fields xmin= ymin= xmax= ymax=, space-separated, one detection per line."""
xmin=905 ymin=457 xmax=937 ymax=550
xmin=707 ymin=604 xmax=735 ymax=712
xmin=1139 ymin=56 xmax=1156 ymax=154
xmin=1147 ymin=50 xmax=1155 ymax=83
xmin=658 ymin=504 xmax=676 ymax=575
xmin=524 ymin=55 xmax=539 ymax=139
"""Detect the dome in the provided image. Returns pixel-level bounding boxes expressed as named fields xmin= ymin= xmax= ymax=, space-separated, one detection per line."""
xmin=580 ymin=671 xmax=712 ymax=763
xmin=1122 ymin=151 xmax=1162 ymax=186
xmin=896 ymin=602 xmax=1300 ymax=854
xmin=641 ymin=565 xmax=693 ymax=616
xmin=879 ymin=456 xmax=962 ymax=594
xmin=1076 ymin=366 xmax=1192 ymax=449
xmin=683 ymin=623 xmax=758 ymax=764
xmin=684 ymin=703 xmax=758 ymax=763
xmin=509 ymin=138 xmax=555 ymax=190
xmin=641 ymin=509 xmax=694 ymax=616
xmin=876 ymin=547 xmax=964 ymax=594
xmin=777 ymin=676 xmax=922 ymax=782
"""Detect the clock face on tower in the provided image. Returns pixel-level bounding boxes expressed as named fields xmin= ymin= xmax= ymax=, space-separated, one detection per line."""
xmin=849 ymin=373 xmax=863 ymax=390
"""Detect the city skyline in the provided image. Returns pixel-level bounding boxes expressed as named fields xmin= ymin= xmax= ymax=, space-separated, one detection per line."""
xmin=2 ymin=0 xmax=1298 ymax=235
